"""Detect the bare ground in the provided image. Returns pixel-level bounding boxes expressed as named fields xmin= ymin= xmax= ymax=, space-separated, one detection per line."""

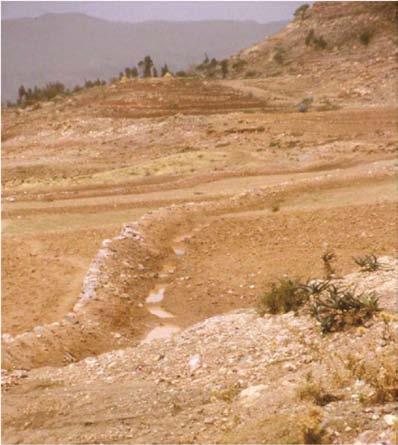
xmin=2 ymin=75 xmax=397 ymax=443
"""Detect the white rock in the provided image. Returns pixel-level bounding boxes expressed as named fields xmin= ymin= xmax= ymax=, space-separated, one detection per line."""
xmin=383 ymin=414 xmax=398 ymax=426
xmin=188 ymin=354 xmax=201 ymax=373
xmin=239 ymin=384 xmax=267 ymax=406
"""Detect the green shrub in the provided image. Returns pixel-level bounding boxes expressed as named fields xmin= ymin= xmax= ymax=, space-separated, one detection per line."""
xmin=304 ymin=279 xmax=330 ymax=296
xmin=310 ymin=285 xmax=380 ymax=333
xmin=258 ymin=278 xmax=309 ymax=315
xmin=353 ymin=254 xmax=381 ymax=272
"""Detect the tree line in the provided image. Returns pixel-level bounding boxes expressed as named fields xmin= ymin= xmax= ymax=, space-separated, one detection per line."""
xmin=119 ymin=57 xmax=175 ymax=79
xmin=196 ymin=53 xmax=229 ymax=79
xmin=8 ymin=53 xmax=227 ymax=107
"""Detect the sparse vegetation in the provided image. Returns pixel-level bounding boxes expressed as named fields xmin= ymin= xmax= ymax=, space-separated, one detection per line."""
xmin=294 ymin=4 xmax=310 ymax=20
xmin=196 ymin=54 xmax=223 ymax=78
xmin=220 ymin=409 xmax=327 ymax=445
xmin=17 ymin=81 xmax=68 ymax=106
xmin=304 ymin=279 xmax=330 ymax=296
xmin=213 ymin=384 xmax=241 ymax=403
xmin=359 ymin=29 xmax=374 ymax=46
xmin=297 ymin=372 xmax=340 ymax=406
xmin=321 ymin=248 xmax=336 ymax=279
xmin=318 ymin=97 xmax=340 ymax=111
xmin=3 ymin=3 xmax=397 ymax=443
xmin=310 ymin=285 xmax=380 ymax=333
xmin=196 ymin=54 xmax=210 ymax=71
xmin=269 ymin=140 xmax=281 ymax=148
xmin=335 ymin=334 xmax=398 ymax=405
xmin=258 ymin=277 xmax=309 ymax=315
xmin=273 ymin=45 xmax=285 ymax=64
xmin=245 ymin=70 xmax=258 ymax=78
xmin=313 ymin=35 xmax=327 ymax=50
xmin=124 ymin=66 xmax=139 ymax=78
xmin=161 ymin=63 xmax=171 ymax=77
xmin=298 ymin=97 xmax=314 ymax=113
xmin=350 ymin=355 xmax=398 ymax=404
xmin=353 ymin=254 xmax=381 ymax=272
xmin=305 ymin=29 xmax=315 ymax=46
xmin=232 ymin=58 xmax=247 ymax=71
xmin=305 ymin=29 xmax=327 ymax=49
xmin=302 ymin=424 xmax=325 ymax=445
xmin=220 ymin=59 xmax=228 ymax=79
xmin=271 ymin=201 xmax=280 ymax=212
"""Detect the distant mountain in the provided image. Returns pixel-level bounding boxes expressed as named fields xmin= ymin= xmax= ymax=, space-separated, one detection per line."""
xmin=1 ymin=13 xmax=286 ymax=102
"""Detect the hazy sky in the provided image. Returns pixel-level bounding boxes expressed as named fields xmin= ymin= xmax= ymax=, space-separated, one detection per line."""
xmin=2 ymin=1 xmax=308 ymax=23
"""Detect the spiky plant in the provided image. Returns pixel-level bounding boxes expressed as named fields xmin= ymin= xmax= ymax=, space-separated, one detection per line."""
xmin=310 ymin=285 xmax=380 ymax=333
xmin=304 ymin=279 xmax=331 ymax=296
xmin=353 ymin=254 xmax=381 ymax=272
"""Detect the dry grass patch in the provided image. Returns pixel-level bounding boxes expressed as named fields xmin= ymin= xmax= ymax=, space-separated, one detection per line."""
xmin=219 ymin=409 xmax=327 ymax=444
xmin=297 ymin=372 xmax=341 ymax=406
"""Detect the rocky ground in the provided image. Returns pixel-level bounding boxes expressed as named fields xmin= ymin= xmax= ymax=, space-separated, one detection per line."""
xmin=2 ymin=259 xmax=397 ymax=444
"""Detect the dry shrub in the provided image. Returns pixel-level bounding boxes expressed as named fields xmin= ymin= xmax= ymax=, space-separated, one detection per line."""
xmin=346 ymin=351 xmax=398 ymax=404
xmin=321 ymin=249 xmax=336 ymax=279
xmin=258 ymin=277 xmax=309 ymax=315
xmin=329 ymin=324 xmax=398 ymax=405
xmin=297 ymin=373 xmax=340 ymax=406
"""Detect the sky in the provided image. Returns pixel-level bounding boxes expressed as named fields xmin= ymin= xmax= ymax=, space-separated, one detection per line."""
xmin=1 ymin=1 xmax=307 ymax=24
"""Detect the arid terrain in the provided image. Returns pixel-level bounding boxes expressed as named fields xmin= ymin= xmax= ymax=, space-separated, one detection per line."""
xmin=2 ymin=2 xmax=397 ymax=444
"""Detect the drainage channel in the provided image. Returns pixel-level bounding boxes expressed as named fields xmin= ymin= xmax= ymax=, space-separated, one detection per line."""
xmin=142 ymin=225 xmax=208 ymax=343
xmin=142 ymin=284 xmax=181 ymax=343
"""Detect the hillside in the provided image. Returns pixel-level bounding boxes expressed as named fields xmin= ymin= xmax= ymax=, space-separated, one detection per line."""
xmin=2 ymin=2 xmax=398 ymax=444
xmin=206 ymin=2 xmax=397 ymax=108
xmin=1 ymin=13 xmax=286 ymax=102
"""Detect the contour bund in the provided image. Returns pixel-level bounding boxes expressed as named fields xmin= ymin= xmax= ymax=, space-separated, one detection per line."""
xmin=1 ymin=160 xmax=393 ymax=370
